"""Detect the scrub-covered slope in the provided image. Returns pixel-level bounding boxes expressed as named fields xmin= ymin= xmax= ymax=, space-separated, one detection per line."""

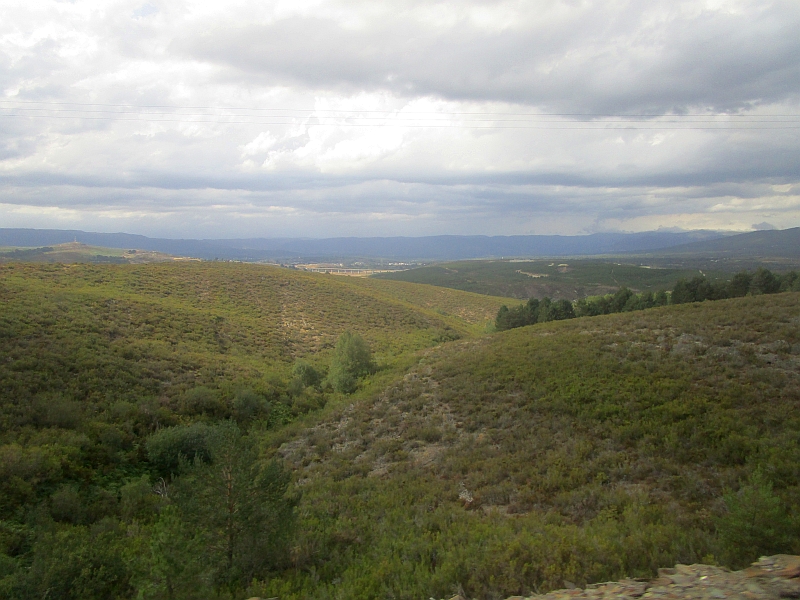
xmin=265 ymin=292 xmax=800 ymax=600
xmin=374 ymin=259 xmax=716 ymax=300
xmin=0 ymin=261 xmax=518 ymax=599
xmin=0 ymin=261 xmax=507 ymax=518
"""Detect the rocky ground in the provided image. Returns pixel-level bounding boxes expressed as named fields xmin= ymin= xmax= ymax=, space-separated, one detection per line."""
xmin=448 ymin=556 xmax=800 ymax=600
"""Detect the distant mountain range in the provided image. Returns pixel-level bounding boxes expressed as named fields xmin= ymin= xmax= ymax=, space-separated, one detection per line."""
xmin=647 ymin=227 xmax=800 ymax=259
xmin=2 ymin=227 xmax=797 ymax=262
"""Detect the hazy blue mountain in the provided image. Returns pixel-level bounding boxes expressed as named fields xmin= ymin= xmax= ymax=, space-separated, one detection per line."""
xmin=0 ymin=228 xmax=732 ymax=261
xmin=649 ymin=227 xmax=800 ymax=258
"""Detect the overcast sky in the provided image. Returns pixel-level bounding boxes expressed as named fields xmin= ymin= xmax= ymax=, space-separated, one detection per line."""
xmin=0 ymin=0 xmax=798 ymax=238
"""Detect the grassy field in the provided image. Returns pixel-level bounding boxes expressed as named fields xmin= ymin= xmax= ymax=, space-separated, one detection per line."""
xmin=373 ymin=259 xmax=721 ymax=300
xmin=258 ymin=292 xmax=800 ymax=599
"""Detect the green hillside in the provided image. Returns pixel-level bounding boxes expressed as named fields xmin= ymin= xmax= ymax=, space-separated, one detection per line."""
xmin=0 ymin=242 xmax=178 ymax=264
xmin=258 ymin=292 xmax=800 ymax=599
xmin=0 ymin=261 xmax=521 ymax=599
xmin=1 ymin=261 xmax=798 ymax=599
xmin=343 ymin=276 xmax=518 ymax=331
xmin=373 ymin=259 xmax=717 ymax=300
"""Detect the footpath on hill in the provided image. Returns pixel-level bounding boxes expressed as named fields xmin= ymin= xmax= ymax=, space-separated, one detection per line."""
xmin=470 ymin=555 xmax=800 ymax=600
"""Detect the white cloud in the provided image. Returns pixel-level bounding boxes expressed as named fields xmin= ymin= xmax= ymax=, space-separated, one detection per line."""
xmin=0 ymin=0 xmax=798 ymax=237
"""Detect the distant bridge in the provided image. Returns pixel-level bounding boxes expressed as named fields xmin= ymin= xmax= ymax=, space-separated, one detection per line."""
xmin=296 ymin=266 xmax=405 ymax=276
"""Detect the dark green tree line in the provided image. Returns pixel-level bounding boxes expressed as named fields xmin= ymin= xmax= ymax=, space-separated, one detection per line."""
xmin=496 ymin=267 xmax=800 ymax=332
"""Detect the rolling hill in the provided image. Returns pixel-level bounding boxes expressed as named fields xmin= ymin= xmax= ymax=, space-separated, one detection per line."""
xmin=648 ymin=227 xmax=800 ymax=260
xmin=259 ymin=291 xmax=800 ymax=599
xmin=0 ymin=262 xmax=507 ymax=410
xmin=1 ymin=259 xmax=798 ymax=599
xmin=373 ymin=259 xmax=719 ymax=300
xmin=0 ymin=242 xmax=180 ymax=264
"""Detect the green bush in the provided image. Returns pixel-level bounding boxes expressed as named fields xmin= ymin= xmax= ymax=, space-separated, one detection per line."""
xmin=21 ymin=520 xmax=133 ymax=600
xmin=119 ymin=475 xmax=161 ymax=523
xmin=326 ymin=331 xmax=375 ymax=393
xmin=715 ymin=469 xmax=794 ymax=568
xmin=179 ymin=387 xmax=228 ymax=419
xmin=146 ymin=423 xmax=213 ymax=477
xmin=232 ymin=389 xmax=270 ymax=425
xmin=292 ymin=360 xmax=321 ymax=389
xmin=50 ymin=485 xmax=84 ymax=525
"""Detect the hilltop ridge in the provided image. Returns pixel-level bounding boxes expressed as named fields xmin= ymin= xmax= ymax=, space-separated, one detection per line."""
xmin=0 ymin=228 xmax=730 ymax=261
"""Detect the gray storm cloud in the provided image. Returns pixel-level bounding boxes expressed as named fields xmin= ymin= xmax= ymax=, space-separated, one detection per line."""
xmin=188 ymin=2 xmax=800 ymax=112
xmin=0 ymin=0 xmax=799 ymax=238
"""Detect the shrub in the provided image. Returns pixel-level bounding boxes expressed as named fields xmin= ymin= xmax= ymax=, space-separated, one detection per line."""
xmin=119 ymin=475 xmax=161 ymax=523
xmin=50 ymin=485 xmax=84 ymax=524
xmin=326 ymin=363 xmax=358 ymax=394
xmin=715 ymin=469 xmax=794 ymax=568
xmin=233 ymin=389 xmax=270 ymax=425
xmin=292 ymin=360 xmax=321 ymax=389
xmin=179 ymin=387 xmax=228 ymax=419
xmin=326 ymin=332 xmax=374 ymax=393
xmin=146 ymin=423 xmax=214 ymax=477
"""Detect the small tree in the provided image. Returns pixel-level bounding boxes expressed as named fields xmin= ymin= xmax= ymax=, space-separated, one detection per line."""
xmin=610 ymin=287 xmax=634 ymax=312
xmin=715 ymin=469 xmax=793 ymax=568
xmin=729 ymin=271 xmax=752 ymax=297
xmin=135 ymin=505 xmax=209 ymax=600
xmin=749 ymin=268 xmax=780 ymax=295
xmin=549 ymin=298 xmax=575 ymax=320
xmin=327 ymin=331 xmax=375 ymax=393
xmin=292 ymin=359 xmax=321 ymax=389
xmin=671 ymin=279 xmax=694 ymax=304
xmin=173 ymin=422 xmax=296 ymax=596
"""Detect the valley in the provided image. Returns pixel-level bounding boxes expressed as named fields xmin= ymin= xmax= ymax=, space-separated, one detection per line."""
xmin=0 ymin=259 xmax=798 ymax=599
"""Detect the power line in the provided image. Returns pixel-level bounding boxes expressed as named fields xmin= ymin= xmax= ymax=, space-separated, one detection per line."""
xmin=1 ymin=100 xmax=798 ymax=129
xmin=1 ymin=113 xmax=798 ymax=130
xmin=1 ymin=99 xmax=797 ymax=119
xmin=2 ymin=107 xmax=798 ymax=124
xmin=0 ymin=115 xmax=800 ymax=131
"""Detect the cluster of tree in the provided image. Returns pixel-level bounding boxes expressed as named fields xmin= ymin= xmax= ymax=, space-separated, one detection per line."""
xmin=494 ymin=297 xmax=576 ymax=331
xmin=671 ymin=268 xmax=800 ymax=304
xmin=0 ymin=422 xmax=296 ymax=599
xmin=177 ymin=332 xmax=374 ymax=425
xmin=0 ymin=246 xmax=54 ymax=258
xmin=0 ymin=331 xmax=375 ymax=599
xmin=496 ymin=267 xmax=800 ymax=332
xmin=286 ymin=331 xmax=375 ymax=397
xmin=575 ymin=288 xmax=669 ymax=316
